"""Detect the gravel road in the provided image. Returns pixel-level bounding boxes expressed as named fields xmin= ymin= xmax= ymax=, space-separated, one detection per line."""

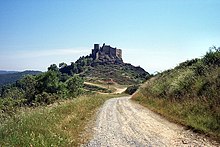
xmin=85 ymin=96 xmax=218 ymax=147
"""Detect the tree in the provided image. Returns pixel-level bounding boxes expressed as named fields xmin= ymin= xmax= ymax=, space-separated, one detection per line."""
xmin=48 ymin=64 xmax=59 ymax=72
xmin=59 ymin=62 xmax=67 ymax=69
xmin=203 ymin=46 xmax=220 ymax=66
xmin=1 ymin=86 xmax=24 ymax=100
xmin=70 ymin=62 xmax=78 ymax=74
xmin=60 ymin=73 xmax=70 ymax=82
xmin=66 ymin=76 xmax=84 ymax=97
xmin=17 ymin=75 xmax=37 ymax=102
xmin=36 ymin=71 xmax=60 ymax=94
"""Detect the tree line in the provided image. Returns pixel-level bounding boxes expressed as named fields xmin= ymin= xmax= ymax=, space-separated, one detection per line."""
xmin=0 ymin=64 xmax=84 ymax=114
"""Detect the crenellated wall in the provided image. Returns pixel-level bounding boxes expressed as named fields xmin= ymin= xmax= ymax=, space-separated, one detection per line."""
xmin=91 ymin=43 xmax=122 ymax=62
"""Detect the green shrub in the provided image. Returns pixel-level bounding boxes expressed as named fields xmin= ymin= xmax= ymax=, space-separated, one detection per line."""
xmin=125 ymin=85 xmax=140 ymax=95
xmin=35 ymin=92 xmax=58 ymax=105
xmin=1 ymin=87 xmax=24 ymax=100
xmin=192 ymin=60 xmax=207 ymax=76
xmin=17 ymin=75 xmax=37 ymax=102
xmin=35 ymin=71 xmax=60 ymax=94
xmin=0 ymin=64 xmax=87 ymax=114
xmin=0 ymin=98 xmax=26 ymax=115
xmin=177 ymin=58 xmax=199 ymax=69
xmin=202 ymin=46 xmax=220 ymax=66
xmin=66 ymin=76 xmax=84 ymax=97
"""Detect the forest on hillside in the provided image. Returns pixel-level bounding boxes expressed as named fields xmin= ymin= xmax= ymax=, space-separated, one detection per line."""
xmin=0 ymin=65 xmax=84 ymax=117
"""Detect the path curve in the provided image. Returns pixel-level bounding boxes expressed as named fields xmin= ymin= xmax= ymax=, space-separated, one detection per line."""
xmin=85 ymin=96 xmax=218 ymax=147
xmin=114 ymin=87 xmax=127 ymax=94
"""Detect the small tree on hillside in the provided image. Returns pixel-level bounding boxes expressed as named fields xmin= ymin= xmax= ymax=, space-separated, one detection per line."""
xmin=66 ymin=76 xmax=84 ymax=97
xmin=48 ymin=64 xmax=59 ymax=72
xmin=17 ymin=75 xmax=37 ymax=102
xmin=59 ymin=62 xmax=67 ymax=69
xmin=36 ymin=71 xmax=60 ymax=94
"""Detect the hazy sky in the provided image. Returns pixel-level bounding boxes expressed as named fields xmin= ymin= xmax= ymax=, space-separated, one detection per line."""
xmin=0 ymin=0 xmax=220 ymax=73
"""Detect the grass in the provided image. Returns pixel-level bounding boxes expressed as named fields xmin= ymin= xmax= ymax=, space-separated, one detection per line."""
xmin=133 ymin=91 xmax=220 ymax=142
xmin=0 ymin=93 xmax=124 ymax=146
xmin=132 ymin=49 xmax=220 ymax=142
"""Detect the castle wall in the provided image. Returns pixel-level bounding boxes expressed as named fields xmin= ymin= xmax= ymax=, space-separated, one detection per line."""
xmin=109 ymin=48 xmax=116 ymax=57
xmin=91 ymin=43 xmax=122 ymax=61
xmin=102 ymin=45 xmax=111 ymax=55
xmin=92 ymin=49 xmax=97 ymax=58
xmin=94 ymin=44 xmax=100 ymax=50
xmin=116 ymin=49 xmax=122 ymax=58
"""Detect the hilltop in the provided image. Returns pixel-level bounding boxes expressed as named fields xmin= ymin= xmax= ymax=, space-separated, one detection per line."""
xmin=60 ymin=43 xmax=150 ymax=85
xmin=0 ymin=44 xmax=148 ymax=111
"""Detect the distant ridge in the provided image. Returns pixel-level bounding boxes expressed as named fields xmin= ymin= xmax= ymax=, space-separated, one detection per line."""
xmin=0 ymin=70 xmax=18 ymax=75
xmin=0 ymin=70 xmax=42 ymax=87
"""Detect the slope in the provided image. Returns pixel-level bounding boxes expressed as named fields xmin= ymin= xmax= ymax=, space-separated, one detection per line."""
xmin=132 ymin=47 xmax=220 ymax=140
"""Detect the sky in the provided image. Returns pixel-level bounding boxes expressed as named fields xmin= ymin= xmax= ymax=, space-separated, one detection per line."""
xmin=0 ymin=0 xmax=220 ymax=73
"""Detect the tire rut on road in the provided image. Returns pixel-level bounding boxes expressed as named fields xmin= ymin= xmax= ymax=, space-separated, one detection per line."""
xmin=84 ymin=96 xmax=218 ymax=147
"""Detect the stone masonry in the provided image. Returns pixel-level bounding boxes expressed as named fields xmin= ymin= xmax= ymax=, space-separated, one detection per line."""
xmin=91 ymin=43 xmax=123 ymax=63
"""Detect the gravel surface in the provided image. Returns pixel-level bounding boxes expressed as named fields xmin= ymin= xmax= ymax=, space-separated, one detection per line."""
xmin=85 ymin=96 xmax=218 ymax=147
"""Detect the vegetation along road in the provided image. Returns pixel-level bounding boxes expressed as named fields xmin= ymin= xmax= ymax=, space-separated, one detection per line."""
xmin=85 ymin=96 xmax=217 ymax=146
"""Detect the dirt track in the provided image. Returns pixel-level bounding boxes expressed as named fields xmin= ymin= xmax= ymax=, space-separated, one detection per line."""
xmin=85 ymin=96 xmax=218 ymax=147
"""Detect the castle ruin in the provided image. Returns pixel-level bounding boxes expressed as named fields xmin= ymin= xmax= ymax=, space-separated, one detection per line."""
xmin=91 ymin=43 xmax=123 ymax=63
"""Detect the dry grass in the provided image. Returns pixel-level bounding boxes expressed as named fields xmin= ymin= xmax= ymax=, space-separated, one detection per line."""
xmin=0 ymin=93 xmax=124 ymax=146
xmin=132 ymin=70 xmax=220 ymax=142
xmin=132 ymin=50 xmax=220 ymax=142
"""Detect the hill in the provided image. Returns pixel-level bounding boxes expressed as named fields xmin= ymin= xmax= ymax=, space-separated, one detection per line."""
xmin=0 ymin=70 xmax=41 ymax=88
xmin=0 ymin=70 xmax=18 ymax=75
xmin=59 ymin=43 xmax=150 ymax=85
xmin=132 ymin=46 xmax=220 ymax=140
xmin=0 ymin=43 xmax=146 ymax=111
xmin=0 ymin=44 xmax=149 ymax=146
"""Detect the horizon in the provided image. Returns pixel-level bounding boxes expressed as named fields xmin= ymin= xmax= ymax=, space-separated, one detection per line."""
xmin=0 ymin=44 xmax=215 ymax=74
xmin=0 ymin=0 xmax=220 ymax=73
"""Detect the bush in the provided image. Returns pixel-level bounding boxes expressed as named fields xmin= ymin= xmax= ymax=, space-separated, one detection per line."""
xmin=35 ymin=71 xmax=60 ymax=94
xmin=0 ymin=97 xmax=26 ymax=114
xmin=202 ymin=46 xmax=220 ymax=66
xmin=192 ymin=61 xmax=207 ymax=76
xmin=125 ymin=85 xmax=140 ymax=95
xmin=35 ymin=92 xmax=58 ymax=105
xmin=66 ymin=76 xmax=84 ymax=97
xmin=177 ymin=58 xmax=199 ymax=69
xmin=16 ymin=75 xmax=37 ymax=102
xmin=0 ymin=65 xmax=87 ymax=114
xmin=1 ymin=86 xmax=24 ymax=100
